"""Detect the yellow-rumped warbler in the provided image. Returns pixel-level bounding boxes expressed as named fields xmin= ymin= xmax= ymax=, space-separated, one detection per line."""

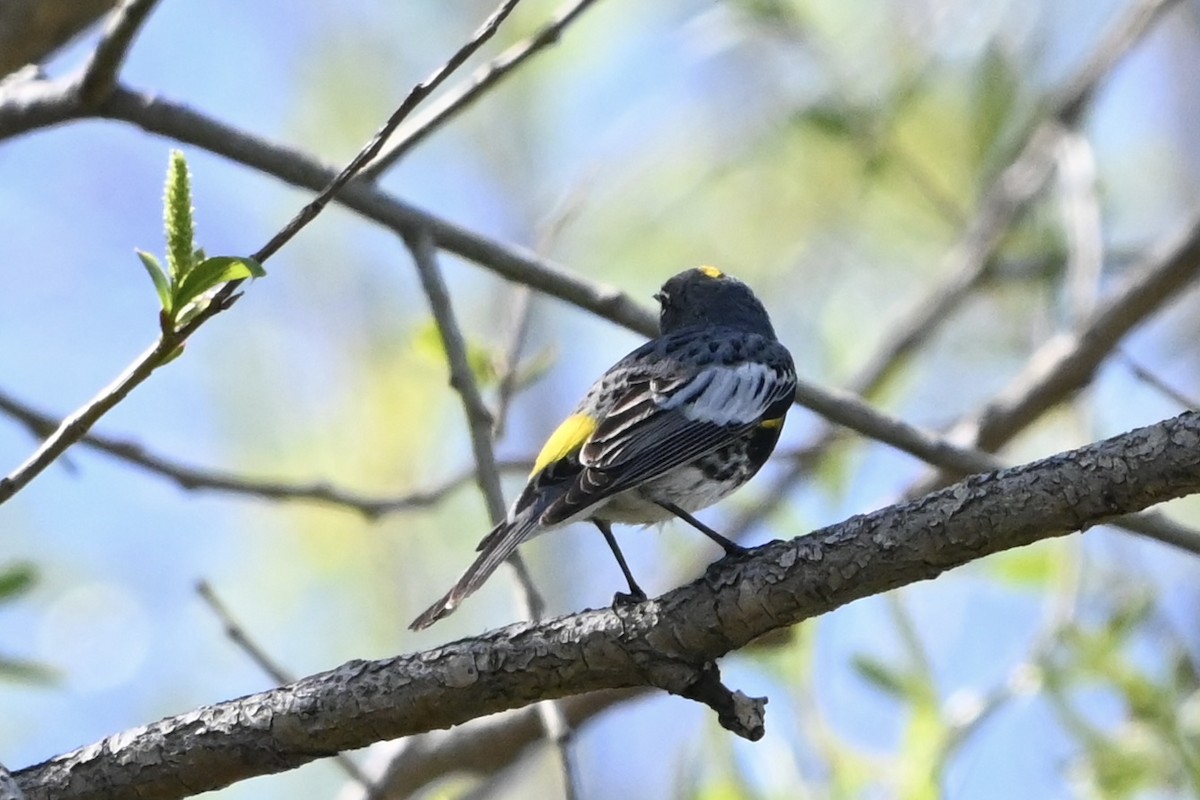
xmin=410 ymin=266 xmax=796 ymax=630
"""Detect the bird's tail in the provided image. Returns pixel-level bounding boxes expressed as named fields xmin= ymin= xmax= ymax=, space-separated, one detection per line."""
xmin=408 ymin=517 xmax=533 ymax=630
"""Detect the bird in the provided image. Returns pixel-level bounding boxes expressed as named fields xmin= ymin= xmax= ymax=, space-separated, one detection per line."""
xmin=410 ymin=266 xmax=797 ymax=630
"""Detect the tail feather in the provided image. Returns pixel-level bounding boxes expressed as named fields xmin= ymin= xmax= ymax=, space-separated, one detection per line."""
xmin=409 ymin=519 xmax=531 ymax=630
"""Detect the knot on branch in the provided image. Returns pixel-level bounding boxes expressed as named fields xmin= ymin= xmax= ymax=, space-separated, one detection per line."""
xmin=645 ymin=657 xmax=767 ymax=741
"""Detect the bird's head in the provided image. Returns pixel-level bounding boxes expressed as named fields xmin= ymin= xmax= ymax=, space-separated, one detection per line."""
xmin=654 ymin=266 xmax=776 ymax=337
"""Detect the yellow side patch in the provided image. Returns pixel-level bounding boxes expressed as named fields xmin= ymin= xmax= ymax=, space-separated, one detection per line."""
xmin=760 ymin=417 xmax=784 ymax=430
xmin=697 ymin=265 xmax=724 ymax=279
xmin=532 ymin=413 xmax=598 ymax=475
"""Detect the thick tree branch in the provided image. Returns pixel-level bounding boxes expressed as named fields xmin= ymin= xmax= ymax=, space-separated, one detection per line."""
xmin=15 ymin=410 xmax=1200 ymax=800
xmin=0 ymin=762 xmax=23 ymax=800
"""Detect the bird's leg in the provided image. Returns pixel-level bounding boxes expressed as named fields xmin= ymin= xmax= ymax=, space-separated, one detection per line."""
xmin=594 ymin=520 xmax=648 ymax=605
xmin=655 ymin=500 xmax=749 ymax=556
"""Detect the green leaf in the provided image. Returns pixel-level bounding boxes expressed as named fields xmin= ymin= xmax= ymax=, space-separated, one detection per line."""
xmin=988 ymin=542 xmax=1058 ymax=587
xmin=136 ymin=249 xmax=173 ymax=313
xmin=0 ymin=655 xmax=57 ymax=685
xmin=973 ymin=45 xmax=1020 ymax=162
xmin=0 ymin=562 xmax=36 ymax=601
xmin=852 ymin=653 xmax=911 ymax=700
xmin=172 ymin=256 xmax=264 ymax=314
xmin=164 ymin=150 xmax=196 ymax=281
xmin=412 ymin=319 xmax=499 ymax=387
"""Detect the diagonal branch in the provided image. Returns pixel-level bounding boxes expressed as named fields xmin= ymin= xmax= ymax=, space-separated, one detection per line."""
xmin=77 ymin=0 xmax=160 ymax=106
xmin=14 ymin=409 xmax=1200 ymax=800
xmin=846 ymin=0 xmax=1180 ymax=402
xmin=251 ymin=0 xmax=524 ymax=264
xmin=958 ymin=211 xmax=1200 ymax=452
xmin=404 ymin=229 xmax=577 ymax=798
xmin=361 ymin=0 xmax=604 ymax=180
xmin=720 ymin=0 xmax=1182 ymax=544
xmin=0 ymin=384 xmax=532 ymax=517
xmin=0 ymin=1 xmax=528 ymax=507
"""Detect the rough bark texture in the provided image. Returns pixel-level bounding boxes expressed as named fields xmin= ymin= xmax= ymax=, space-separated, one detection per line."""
xmin=15 ymin=411 xmax=1200 ymax=800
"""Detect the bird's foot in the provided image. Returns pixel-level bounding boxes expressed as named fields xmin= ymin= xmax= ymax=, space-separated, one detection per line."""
xmin=611 ymin=588 xmax=648 ymax=608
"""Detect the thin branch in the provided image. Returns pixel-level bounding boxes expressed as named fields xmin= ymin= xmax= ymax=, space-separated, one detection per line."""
xmin=720 ymin=0 xmax=1181 ymax=544
xmin=0 ymin=337 xmax=178 ymax=504
xmin=492 ymin=285 xmax=535 ymax=439
xmin=954 ymin=209 xmax=1200 ymax=453
xmin=1120 ymin=351 xmax=1200 ymax=410
xmin=251 ymin=0 xmax=524 ymax=264
xmin=195 ymin=581 xmax=377 ymax=794
xmin=77 ymin=0 xmax=160 ymax=106
xmin=791 ymin=369 xmax=1200 ymax=555
xmin=406 ymin=231 xmax=506 ymax=521
xmin=0 ymin=0 xmax=1184 ymax=521
xmin=848 ymin=0 xmax=1178 ymax=399
xmin=0 ymin=1 xmax=528 ymax=507
xmin=361 ymin=0 xmax=604 ymax=180
xmin=0 ymin=387 xmax=530 ymax=518
xmin=404 ymin=229 xmax=577 ymax=799
xmin=195 ymin=580 xmax=296 ymax=686
xmin=14 ymin=409 xmax=1200 ymax=800
xmin=344 ymin=691 xmax=639 ymax=800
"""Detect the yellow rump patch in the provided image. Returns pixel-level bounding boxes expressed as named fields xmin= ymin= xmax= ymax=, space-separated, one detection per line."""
xmin=532 ymin=413 xmax=598 ymax=475
xmin=759 ymin=417 xmax=784 ymax=430
xmin=697 ymin=265 xmax=724 ymax=279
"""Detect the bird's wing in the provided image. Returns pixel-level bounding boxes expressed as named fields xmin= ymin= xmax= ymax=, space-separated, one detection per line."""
xmin=543 ymin=348 xmax=795 ymax=523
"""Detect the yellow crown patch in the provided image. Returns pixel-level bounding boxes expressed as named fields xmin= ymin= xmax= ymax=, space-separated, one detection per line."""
xmin=697 ymin=265 xmax=724 ymax=279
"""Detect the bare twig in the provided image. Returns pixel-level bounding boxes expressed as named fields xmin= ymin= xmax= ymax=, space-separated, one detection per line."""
xmin=789 ymin=378 xmax=1200 ymax=555
xmin=849 ymin=0 xmax=1178 ymax=400
xmin=252 ymin=0 xmax=524 ymax=264
xmin=195 ymin=581 xmax=377 ymax=793
xmin=404 ymin=229 xmax=577 ymax=800
xmin=195 ymin=581 xmax=294 ymax=685
xmin=1119 ymin=351 xmax=1200 ymax=410
xmin=342 ymin=691 xmax=638 ymax=800
xmin=0 ymin=1 xmax=529 ymax=507
xmin=77 ymin=0 xmax=160 ymax=106
xmin=362 ymin=0 xmax=604 ymax=180
xmin=952 ymin=209 xmax=1200 ymax=453
xmin=492 ymin=286 xmax=535 ymax=439
xmin=406 ymin=231 xmax=506 ymax=522
xmin=0 ymin=387 xmax=530 ymax=517
xmin=0 ymin=337 xmax=180 ymax=504
xmin=721 ymin=0 xmax=1182 ymax=544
